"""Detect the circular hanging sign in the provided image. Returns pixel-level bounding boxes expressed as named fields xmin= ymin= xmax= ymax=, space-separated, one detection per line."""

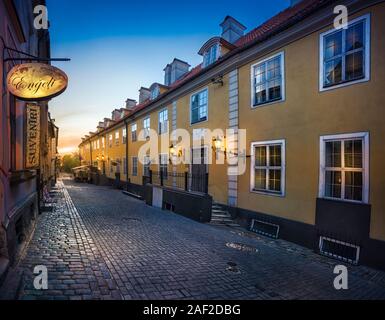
xmin=6 ymin=63 xmax=68 ymax=101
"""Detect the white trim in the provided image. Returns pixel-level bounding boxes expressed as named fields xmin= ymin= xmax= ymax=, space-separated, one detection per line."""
xmin=319 ymin=132 xmax=369 ymax=204
xmin=250 ymin=139 xmax=286 ymax=197
xmin=250 ymin=51 xmax=285 ymax=109
xmin=319 ymin=14 xmax=371 ymax=92
xmin=190 ymin=87 xmax=209 ymax=126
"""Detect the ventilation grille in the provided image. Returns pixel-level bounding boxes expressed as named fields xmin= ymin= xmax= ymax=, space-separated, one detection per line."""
xmin=250 ymin=219 xmax=280 ymax=239
xmin=319 ymin=236 xmax=360 ymax=265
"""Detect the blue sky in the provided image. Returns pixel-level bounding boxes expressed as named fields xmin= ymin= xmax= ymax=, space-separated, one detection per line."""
xmin=46 ymin=0 xmax=290 ymax=153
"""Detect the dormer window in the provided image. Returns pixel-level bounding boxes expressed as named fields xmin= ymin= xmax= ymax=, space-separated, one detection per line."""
xmin=199 ymin=37 xmax=236 ymax=69
xmin=150 ymin=85 xmax=160 ymax=100
xmin=203 ymin=44 xmax=219 ymax=67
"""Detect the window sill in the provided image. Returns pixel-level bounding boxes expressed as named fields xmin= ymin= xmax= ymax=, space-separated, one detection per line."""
xmin=251 ymin=98 xmax=284 ymax=109
xmin=190 ymin=118 xmax=208 ymax=126
xmin=320 ymin=76 xmax=369 ymax=92
xmin=320 ymin=196 xmax=368 ymax=205
xmin=250 ymin=189 xmax=285 ymax=198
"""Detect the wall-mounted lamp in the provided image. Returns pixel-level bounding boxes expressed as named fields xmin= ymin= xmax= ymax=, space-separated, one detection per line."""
xmin=211 ymin=75 xmax=224 ymax=86
xmin=212 ymin=136 xmax=226 ymax=160
xmin=169 ymin=144 xmax=182 ymax=158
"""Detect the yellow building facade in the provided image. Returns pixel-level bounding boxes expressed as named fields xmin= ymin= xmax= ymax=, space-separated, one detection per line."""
xmin=79 ymin=0 xmax=385 ymax=269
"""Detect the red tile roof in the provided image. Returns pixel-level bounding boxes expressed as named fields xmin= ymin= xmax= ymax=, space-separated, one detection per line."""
xmin=236 ymin=0 xmax=331 ymax=47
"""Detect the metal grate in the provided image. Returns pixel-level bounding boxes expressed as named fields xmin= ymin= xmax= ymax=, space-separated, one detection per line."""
xmin=250 ymin=219 xmax=280 ymax=239
xmin=319 ymin=236 xmax=360 ymax=265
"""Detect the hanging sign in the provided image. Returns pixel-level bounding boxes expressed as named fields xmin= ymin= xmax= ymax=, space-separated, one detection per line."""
xmin=6 ymin=63 xmax=68 ymax=101
xmin=25 ymin=104 xmax=41 ymax=169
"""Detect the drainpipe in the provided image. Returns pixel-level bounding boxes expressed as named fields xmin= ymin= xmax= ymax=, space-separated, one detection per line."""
xmin=89 ymin=141 xmax=93 ymax=166
xmin=125 ymin=119 xmax=129 ymax=190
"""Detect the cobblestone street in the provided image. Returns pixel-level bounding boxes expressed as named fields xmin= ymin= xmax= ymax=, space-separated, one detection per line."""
xmin=16 ymin=179 xmax=385 ymax=300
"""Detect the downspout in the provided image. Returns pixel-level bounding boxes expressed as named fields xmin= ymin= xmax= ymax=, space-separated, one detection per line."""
xmin=89 ymin=141 xmax=93 ymax=166
xmin=125 ymin=119 xmax=129 ymax=190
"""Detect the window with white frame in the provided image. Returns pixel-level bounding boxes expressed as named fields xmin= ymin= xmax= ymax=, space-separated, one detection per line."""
xmin=131 ymin=124 xmax=137 ymax=142
xmin=251 ymin=52 xmax=284 ymax=107
xmin=101 ymin=137 xmax=105 ymax=149
xmin=191 ymin=89 xmax=208 ymax=124
xmin=320 ymin=15 xmax=370 ymax=90
xmin=158 ymin=109 xmax=168 ymax=134
xmin=143 ymin=155 xmax=151 ymax=177
xmin=109 ymin=134 xmax=113 ymax=148
xmin=159 ymin=154 xmax=168 ymax=179
xmin=143 ymin=117 xmax=150 ymax=138
xmin=251 ymin=140 xmax=285 ymax=195
xmin=132 ymin=157 xmax=138 ymax=177
xmin=122 ymin=128 xmax=127 ymax=144
xmin=115 ymin=131 xmax=120 ymax=145
xmin=320 ymin=132 xmax=369 ymax=203
xmin=203 ymin=44 xmax=219 ymax=67
xmin=96 ymin=140 xmax=100 ymax=149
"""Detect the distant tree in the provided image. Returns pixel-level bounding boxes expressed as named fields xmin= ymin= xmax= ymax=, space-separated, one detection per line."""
xmin=61 ymin=153 xmax=81 ymax=173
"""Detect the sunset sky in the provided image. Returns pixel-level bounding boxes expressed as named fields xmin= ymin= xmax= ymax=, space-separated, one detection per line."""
xmin=46 ymin=0 xmax=289 ymax=155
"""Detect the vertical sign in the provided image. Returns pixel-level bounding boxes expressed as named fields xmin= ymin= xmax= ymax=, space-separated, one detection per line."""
xmin=26 ymin=104 xmax=41 ymax=169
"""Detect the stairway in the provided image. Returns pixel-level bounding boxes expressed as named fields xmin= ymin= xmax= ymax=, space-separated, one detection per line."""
xmin=210 ymin=203 xmax=239 ymax=226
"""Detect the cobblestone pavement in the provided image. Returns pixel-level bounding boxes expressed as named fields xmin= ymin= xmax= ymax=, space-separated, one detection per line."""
xmin=17 ymin=178 xmax=385 ymax=300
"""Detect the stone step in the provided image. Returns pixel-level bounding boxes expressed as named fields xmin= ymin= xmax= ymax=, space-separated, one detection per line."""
xmin=211 ymin=218 xmax=234 ymax=223
xmin=212 ymin=213 xmax=232 ymax=219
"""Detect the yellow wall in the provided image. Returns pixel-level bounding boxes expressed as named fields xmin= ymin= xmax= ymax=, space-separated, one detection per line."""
xmin=237 ymin=4 xmax=385 ymax=241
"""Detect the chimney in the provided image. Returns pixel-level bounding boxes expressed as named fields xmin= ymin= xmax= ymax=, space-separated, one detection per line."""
xmin=139 ymin=87 xmax=151 ymax=104
xmin=125 ymin=98 xmax=137 ymax=110
xmin=111 ymin=109 xmax=122 ymax=121
xmin=164 ymin=58 xmax=190 ymax=86
xmin=220 ymin=16 xmax=246 ymax=44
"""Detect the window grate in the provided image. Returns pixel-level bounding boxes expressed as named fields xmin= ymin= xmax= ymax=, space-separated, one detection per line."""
xmin=319 ymin=236 xmax=360 ymax=265
xmin=250 ymin=219 xmax=280 ymax=239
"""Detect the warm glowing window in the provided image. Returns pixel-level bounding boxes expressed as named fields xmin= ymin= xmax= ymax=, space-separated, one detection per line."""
xmin=122 ymin=128 xmax=127 ymax=144
xmin=251 ymin=140 xmax=285 ymax=196
xmin=109 ymin=134 xmax=113 ymax=148
xmin=320 ymin=133 xmax=369 ymax=203
xmin=115 ymin=131 xmax=120 ymax=145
